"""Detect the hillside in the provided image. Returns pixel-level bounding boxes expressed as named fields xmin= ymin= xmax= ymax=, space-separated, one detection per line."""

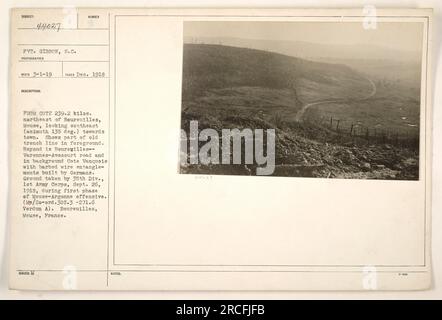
xmin=182 ymin=44 xmax=373 ymax=107
xmin=183 ymin=37 xmax=422 ymax=63
xmin=180 ymin=44 xmax=420 ymax=180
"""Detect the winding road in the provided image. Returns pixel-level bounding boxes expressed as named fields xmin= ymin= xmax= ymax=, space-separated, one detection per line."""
xmin=294 ymin=77 xmax=377 ymax=122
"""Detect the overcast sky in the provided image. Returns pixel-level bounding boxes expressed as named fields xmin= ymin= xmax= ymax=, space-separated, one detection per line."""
xmin=184 ymin=21 xmax=423 ymax=53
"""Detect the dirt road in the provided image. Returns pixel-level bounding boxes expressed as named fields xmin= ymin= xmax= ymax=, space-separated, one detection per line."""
xmin=294 ymin=77 xmax=376 ymax=122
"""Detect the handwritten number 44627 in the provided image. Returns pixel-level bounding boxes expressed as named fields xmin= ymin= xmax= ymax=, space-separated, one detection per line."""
xmin=36 ymin=22 xmax=61 ymax=32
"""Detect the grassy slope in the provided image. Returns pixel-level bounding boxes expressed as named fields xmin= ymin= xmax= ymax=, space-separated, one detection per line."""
xmin=182 ymin=44 xmax=371 ymax=106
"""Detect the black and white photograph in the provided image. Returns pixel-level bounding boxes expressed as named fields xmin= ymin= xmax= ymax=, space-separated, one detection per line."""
xmin=180 ymin=21 xmax=424 ymax=179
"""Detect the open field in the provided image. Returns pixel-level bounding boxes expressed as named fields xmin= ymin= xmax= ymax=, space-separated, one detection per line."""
xmin=304 ymin=76 xmax=420 ymax=137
